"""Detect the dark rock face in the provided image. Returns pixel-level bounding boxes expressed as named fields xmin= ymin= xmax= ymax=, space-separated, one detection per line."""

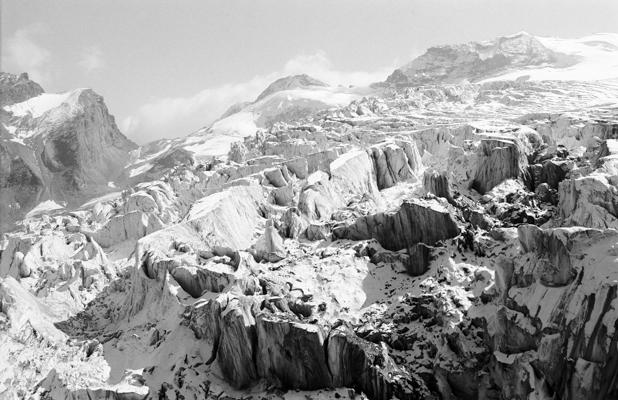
xmin=0 ymin=72 xmax=44 ymax=106
xmin=217 ymin=298 xmax=260 ymax=388
xmin=170 ymin=262 xmax=238 ymax=297
xmin=305 ymin=223 xmax=330 ymax=241
xmin=279 ymin=207 xmax=309 ymax=238
xmin=487 ymin=226 xmax=618 ymax=399
xmin=255 ymin=313 xmax=331 ymax=389
xmin=0 ymin=141 xmax=45 ymax=229
xmin=386 ymin=32 xmax=563 ymax=87
xmin=333 ymin=199 xmax=460 ymax=251
xmin=528 ymin=158 xmax=572 ymax=191
xmin=540 ymin=159 xmax=569 ymax=189
xmin=37 ymin=89 xmax=137 ymax=195
xmin=423 ymin=169 xmax=453 ymax=203
xmin=517 ymin=224 xmax=574 ymax=286
xmin=471 ymin=137 xmax=528 ymax=194
xmin=149 ymin=147 xmax=193 ymax=173
xmin=489 ymin=306 xmax=539 ymax=354
xmin=368 ymin=142 xmax=421 ymax=189
xmin=328 ymin=326 xmax=433 ymax=400
xmin=406 ymin=242 xmax=433 ymax=276
xmin=463 ymin=207 xmax=495 ymax=230
xmin=558 ymin=174 xmax=618 ymax=229
xmin=187 ymin=295 xmax=431 ymax=398
xmin=534 ymin=182 xmax=557 ymax=204
xmin=1 ymin=86 xmax=137 ymax=230
xmin=189 ymin=296 xmax=261 ymax=389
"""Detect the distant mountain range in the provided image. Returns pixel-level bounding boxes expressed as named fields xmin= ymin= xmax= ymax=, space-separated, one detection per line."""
xmin=385 ymin=31 xmax=618 ymax=86
xmin=2 ymin=31 xmax=618 ymax=228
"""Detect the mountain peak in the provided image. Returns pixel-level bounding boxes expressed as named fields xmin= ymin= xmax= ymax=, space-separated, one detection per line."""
xmin=502 ymin=30 xmax=532 ymax=38
xmin=386 ymin=32 xmax=559 ymax=87
xmin=255 ymin=74 xmax=327 ymax=102
xmin=0 ymin=72 xmax=45 ymax=107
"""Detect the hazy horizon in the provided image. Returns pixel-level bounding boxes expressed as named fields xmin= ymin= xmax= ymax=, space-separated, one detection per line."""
xmin=2 ymin=0 xmax=618 ymax=144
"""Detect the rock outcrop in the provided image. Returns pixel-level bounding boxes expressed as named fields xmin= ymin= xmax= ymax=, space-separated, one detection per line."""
xmin=369 ymin=141 xmax=422 ymax=189
xmin=423 ymin=169 xmax=453 ymax=203
xmin=0 ymin=72 xmax=44 ymax=106
xmin=486 ymin=225 xmax=618 ymax=399
xmin=187 ymin=296 xmax=431 ymax=398
xmin=333 ymin=198 xmax=460 ymax=251
xmin=330 ymin=149 xmax=380 ymax=199
xmin=471 ymin=137 xmax=528 ymax=194
xmin=1 ymin=79 xmax=137 ymax=230
xmin=255 ymin=313 xmax=332 ymax=389
xmin=253 ymin=220 xmax=286 ymax=262
xmin=558 ymin=175 xmax=618 ymax=229
xmin=328 ymin=326 xmax=431 ymax=400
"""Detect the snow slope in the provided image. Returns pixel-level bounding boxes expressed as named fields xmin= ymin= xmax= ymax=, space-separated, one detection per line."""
xmin=137 ymin=83 xmax=368 ymax=164
xmin=3 ymin=91 xmax=74 ymax=118
xmin=483 ymin=33 xmax=618 ymax=82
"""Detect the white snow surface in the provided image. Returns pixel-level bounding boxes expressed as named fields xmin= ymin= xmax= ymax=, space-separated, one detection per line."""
xmin=180 ymin=86 xmax=362 ymax=159
xmin=261 ymin=86 xmax=359 ymax=107
xmin=209 ymin=111 xmax=258 ymax=139
xmin=24 ymin=200 xmax=65 ymax=219
xmin=3 ymin=92 xmax=74 ymax=118
xmin=128 ymin=162 xmax=153 ymax=178
xmin=484 ymin=33 xmax=618 ymax=82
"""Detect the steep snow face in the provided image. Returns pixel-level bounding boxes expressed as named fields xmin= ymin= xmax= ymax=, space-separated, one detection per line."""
xmin=387 ymin=32 xmax=618 ymax=86
xmin=178 ymin=112 xmax=257 ymax=160
xmin=3 ymin=92 xmax=74 ymax=119
xmin=210 ymin=111 xmax=258 ymax=139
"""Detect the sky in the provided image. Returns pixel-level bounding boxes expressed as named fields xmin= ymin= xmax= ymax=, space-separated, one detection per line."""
xmin=2 ymin=0 xmax=618 ymax=144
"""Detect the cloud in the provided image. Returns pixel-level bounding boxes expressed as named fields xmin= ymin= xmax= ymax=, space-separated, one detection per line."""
xmin=2 ymin=25 xmax=51 ymax=85
xmin=123 ymin=74 xmax=276 ymax=144
xmin=78 ymin=46 xmax=104 ymax=73
xmin=124 ymin=51 xmax=395 ymax=144
xmin=282 ymin=50 xmax=394 ymax=87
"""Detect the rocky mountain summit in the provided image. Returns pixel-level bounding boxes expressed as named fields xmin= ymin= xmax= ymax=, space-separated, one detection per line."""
xmin=0 ymin=72 xmax=137 ymax=231
xmin=385 ymin=31 xmax=617 ymax=86
xmin=0 ymin=73 xmax=44 ymax=106
xmin=2 ymin=32 xmax=618 ymax=400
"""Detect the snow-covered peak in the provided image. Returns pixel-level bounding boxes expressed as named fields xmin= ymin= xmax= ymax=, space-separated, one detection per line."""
xmin=255 ymin=74 xmax=327 ymax=102
xmin=2 ymin=88 xmax=95 ymax=119
xmin=4 ymin=92 xmax=74 ymax=118
xmin=167 ymin=80 xmax=368 ymax=162
xmin=483 ymin=32 xmax=618 ymax=82
xmin=386 ymin=32 xmax=558 ymax=86
xmin=387 ymin=32 xmax=618 ymax=86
